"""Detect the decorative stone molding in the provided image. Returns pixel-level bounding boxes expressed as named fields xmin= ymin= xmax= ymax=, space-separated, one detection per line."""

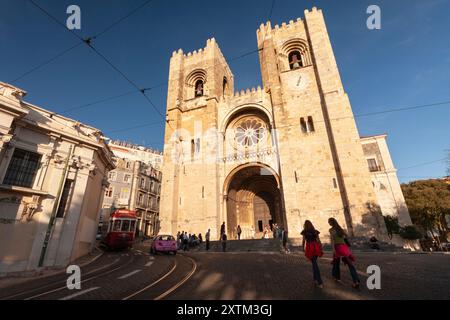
xmin=20 ymin=200 xmax=40 ymax=222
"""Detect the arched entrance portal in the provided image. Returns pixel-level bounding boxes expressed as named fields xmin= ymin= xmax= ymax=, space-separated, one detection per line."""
xmin=225 ymin=165 xmax=285 ymax=239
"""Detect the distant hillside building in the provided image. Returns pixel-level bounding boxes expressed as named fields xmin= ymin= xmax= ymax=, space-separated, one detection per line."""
xmin=101 ymin=140 xmax=162 ymax=237
xmin=0 ymin=82 xmax=114 ymax=275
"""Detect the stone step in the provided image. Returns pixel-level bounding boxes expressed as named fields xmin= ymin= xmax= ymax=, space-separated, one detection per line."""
xmin=187 ymin=237 xmax=408 ymax=253
xmin=191 ymin=239 xmax=284 ymax=252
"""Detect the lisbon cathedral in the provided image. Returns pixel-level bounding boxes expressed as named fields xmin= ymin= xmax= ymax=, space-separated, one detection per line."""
xmin=159 ymin=7 xmax=412 ymax=242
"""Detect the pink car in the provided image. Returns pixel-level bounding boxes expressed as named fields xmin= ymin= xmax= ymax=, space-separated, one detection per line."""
xmin=150 ymin=235 xmax=177 ymax=255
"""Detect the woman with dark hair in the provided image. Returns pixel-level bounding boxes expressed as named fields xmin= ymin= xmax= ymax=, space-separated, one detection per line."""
xmin=301 ymin=220 xmax=323 ymax=288
xmin=328 ymin=218 xmax=360 ymax=289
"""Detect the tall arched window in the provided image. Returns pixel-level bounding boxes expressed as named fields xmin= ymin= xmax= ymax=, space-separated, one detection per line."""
xmin=288 ymin=50 xmax=303 ymax=70
xmin=300 ymin=117 xmax=307 ymax=133
xmin=222 ymin=77 xmax=228 ymax=97
xmin=307 ymin=116 xmax=315 ymax=132
xmin=195 ymin=79 xmax=204 ymax=97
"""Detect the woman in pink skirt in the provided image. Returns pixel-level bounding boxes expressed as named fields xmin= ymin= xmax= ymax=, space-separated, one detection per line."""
xmin=301 ymin=220 xmax=324 ymax=288
xmin=328 ymin=218 xmax=360 ymax=289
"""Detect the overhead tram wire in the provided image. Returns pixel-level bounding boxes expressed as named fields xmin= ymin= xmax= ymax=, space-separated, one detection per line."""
xmin=26 ymin=1 xmax=450 ymax=141
xmin=104 ymin=121 xmax=162 ymax=134
xmin=57 ymin=46 xmax=263 ymax=115
xmin=63 ymin=89 xmax=139 ymax=113
xmin=13 ymin=0 xmax=155 ymax=84
xmin=29 ymin=0 xmax=168 ymax=126
xmin=11 ymin=42 xmax=83 ymax=84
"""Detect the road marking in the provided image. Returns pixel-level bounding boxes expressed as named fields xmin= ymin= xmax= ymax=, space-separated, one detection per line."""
xmin=118 ymin=269 xmax=142 ymax=279
xmin=145 ymin=261 xmax=154 ymax=267
xmin=59 ymin=287 xmax=100 ymax=300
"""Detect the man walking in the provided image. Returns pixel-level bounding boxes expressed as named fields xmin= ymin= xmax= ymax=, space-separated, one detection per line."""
xmin=237 ymin=225 xmax=242 ymax=240
xmin=205 ymin=229 xmax=211 ymax=251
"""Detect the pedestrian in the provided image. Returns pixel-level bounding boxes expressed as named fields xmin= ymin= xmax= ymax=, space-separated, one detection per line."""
xmin=221 ymin=232 xmax=227 ymax=252
xmin=301 ymin=220 xmax=324 ymax=288
xmin=205 ymin=229 xmax=211 ymax=250
xmin=263 ymin=225 xmax=270 ymax=239
xmin=237 ymin=225 xmax=242 ymax=240
xmin=272 ymin=223 xmax=278 ymax=238
xmin=183 ymin=232 xmax=189 ymax=251
xmin=328 ymin=218 xmax=360 ymax=289
xmin=281 ymin=227 xmax=290 ymax=253
xmin=220 ymin=221 xmax=226 ymax=238
xmin=198 ymin=233 xmax=203 ymax=244
xmin=205 ymin=229 xmax=211 ymax=251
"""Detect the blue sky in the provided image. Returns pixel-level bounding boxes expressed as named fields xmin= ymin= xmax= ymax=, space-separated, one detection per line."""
xmin=1 ymin=0 xmax=449 ymax=182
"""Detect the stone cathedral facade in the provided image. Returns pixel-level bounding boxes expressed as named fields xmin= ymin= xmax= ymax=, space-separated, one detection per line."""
xmin=159 ymin=7 xmax=412 ymax=241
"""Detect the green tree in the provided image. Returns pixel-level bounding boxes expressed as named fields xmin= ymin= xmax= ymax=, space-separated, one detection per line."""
xmin=401 ymin=179 xmax=450 ymax=243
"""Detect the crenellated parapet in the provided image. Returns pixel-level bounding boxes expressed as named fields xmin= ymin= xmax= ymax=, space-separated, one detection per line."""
xmin=220 ymin=85 xmax=267 ymax=105
xmin=170 ymin=38 xmax=233 ymax=78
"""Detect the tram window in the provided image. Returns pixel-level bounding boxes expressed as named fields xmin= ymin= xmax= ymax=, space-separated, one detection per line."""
xmin=113 ymin=220 xmax=121 ymax=231
xmin=121 ymin=220 xmax=130 ymax=232
xmin=130 ymin=220 xmax=136 ymax=232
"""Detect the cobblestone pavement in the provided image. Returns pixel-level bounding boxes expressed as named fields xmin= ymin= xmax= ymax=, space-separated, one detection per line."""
xmin=168 ymin=251 xmax=450 ymax=300
xmin=1 ymin=247 xmax=449 ymax=300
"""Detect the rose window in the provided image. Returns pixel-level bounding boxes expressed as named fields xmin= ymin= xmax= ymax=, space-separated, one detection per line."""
xmin=235 ymin=118 xmax=267 ymax=147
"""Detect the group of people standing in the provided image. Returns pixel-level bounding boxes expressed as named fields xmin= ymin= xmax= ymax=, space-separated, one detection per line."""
xmin=301 ymin=218 xmax=361 ymax=289
xmin=176 ymin=231 xmax=203 ymax=251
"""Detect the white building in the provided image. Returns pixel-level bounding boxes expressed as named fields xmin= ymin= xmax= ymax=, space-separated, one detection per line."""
xmin=0 ymin=82 xmax=114 ymax=275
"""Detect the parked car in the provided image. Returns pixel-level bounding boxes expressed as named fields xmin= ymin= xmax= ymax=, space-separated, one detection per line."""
xmin=150 ymin=235 xmax=177 ymax=255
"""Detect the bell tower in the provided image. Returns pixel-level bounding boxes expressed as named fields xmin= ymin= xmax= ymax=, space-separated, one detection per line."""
xmin=160 ymin=38 xmax=234 ymax=236
xmin=256 ymin=7 xmax=385 ymax=236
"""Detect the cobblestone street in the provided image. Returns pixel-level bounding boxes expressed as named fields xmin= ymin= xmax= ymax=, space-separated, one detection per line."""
xmin=1 ymin=246 xmax=449 ymax=300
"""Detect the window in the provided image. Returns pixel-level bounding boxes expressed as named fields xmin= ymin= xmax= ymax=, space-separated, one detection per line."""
xmin=123 ymin=174 xmax=131 ymax=183
xmin=195 ymin=138 xmax=200 ymax=154
xmin=105 ymin=186 xmax=113 ymax=198
xmin=332 ymin=178 xmax=338 ymax=189
xmin=3 ymin=148 xmax=41 ymax=188
xmin=300 ymin=118 xmax=307 ymax=133
xmin=191 ymin=139 xmax=195 ymax=160
xmin=202 ymin=186 xmax=204 ymax=198
xmin=121 ymin=220 xmax=130 ymax=232
xmin=130 ymin=220 xmax=136 ymax=233
xmin=140 ymin=177 xmax=145 ymax=188
xmin=113 ymin=220 xmax=121 ymax=231
xmin=108 ymin=171 xmax=116 ymax=181
xmin=307 ymin=116 xmax=315 ymax=132
xmin=223 ymin=77 xmax=228 ymax=96
xmin=367 ymin=158 xmax=379 ymax=172
xmin=120 ymin=187 xmax=130 ymax=199
xmin=288 ymin=50 xmax=303 ymax=70
xmin=300 ymin=117 xmax=315 ymax=133
xmin=195 ymin=79 xmax=204 ymax=97
xmin=138 ymin=193 xmax=144 ymax=206
xmin=126 ymin=161 xmax=131 ymax=169
xmin=294 ymin=171 xmax=298 ymax=183
xmin=56 ymin=179 xmax=73 ymax=218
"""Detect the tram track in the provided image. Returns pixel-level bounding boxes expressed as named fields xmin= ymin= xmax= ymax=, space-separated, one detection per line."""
xmin=28 ymin=254 xmax=137 ymax=300
xmin=2 ymin=251 xmax=136 ymax=300
xmin=123 ymin=254 xmax=197 ymax=300
xmin=1 ymin=251 xmax=112 ymax=300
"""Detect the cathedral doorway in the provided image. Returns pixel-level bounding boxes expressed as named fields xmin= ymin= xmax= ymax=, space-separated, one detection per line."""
xmin=225 ymin=164 xmax=284 ymax=239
